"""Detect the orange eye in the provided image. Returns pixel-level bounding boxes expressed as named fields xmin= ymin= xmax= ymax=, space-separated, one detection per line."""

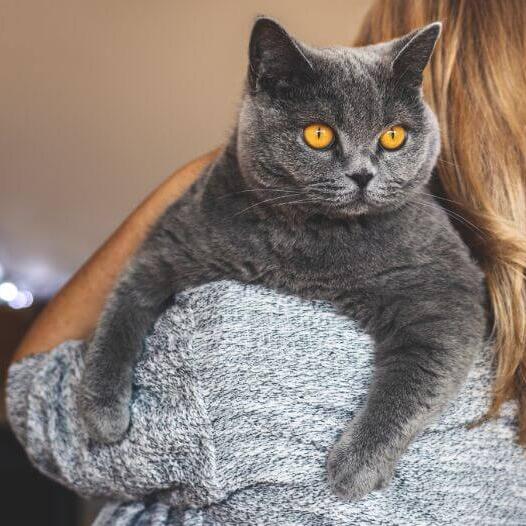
xmin=379 ymin=125 xmax=406 ymax=151
xmin=303 ymin=123 xmax=335 ymax=150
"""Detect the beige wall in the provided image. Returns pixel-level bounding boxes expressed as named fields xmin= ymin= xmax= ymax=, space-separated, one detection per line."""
xmin=0 ymin=0 xmax=372 ymax=294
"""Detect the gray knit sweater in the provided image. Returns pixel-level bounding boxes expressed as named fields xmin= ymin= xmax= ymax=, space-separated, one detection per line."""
xmin=7 ymin=281 xmax=526 ymax=525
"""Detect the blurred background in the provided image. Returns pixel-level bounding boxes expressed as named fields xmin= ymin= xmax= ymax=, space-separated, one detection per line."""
xmin=0 ymin=1 xmax=371 ymax=523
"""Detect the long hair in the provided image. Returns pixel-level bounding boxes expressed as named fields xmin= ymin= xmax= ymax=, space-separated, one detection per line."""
xmin=354 ymin=0 xmax=526 ymax=443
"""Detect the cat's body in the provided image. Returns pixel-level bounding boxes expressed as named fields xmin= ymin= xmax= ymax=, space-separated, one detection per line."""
xmin=79 ymin=19 xmax=486 ymax=499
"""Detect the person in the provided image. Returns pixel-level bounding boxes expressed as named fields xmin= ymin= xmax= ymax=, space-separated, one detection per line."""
xmin=7 ymin=0 xmax=526 ymax=524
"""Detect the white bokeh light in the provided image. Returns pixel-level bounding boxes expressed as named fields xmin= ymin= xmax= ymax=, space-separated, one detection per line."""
xmin=0 ymin=281 xmax=19 ymax=302
xmin=8 ymin=290 xmax=34 ymax=309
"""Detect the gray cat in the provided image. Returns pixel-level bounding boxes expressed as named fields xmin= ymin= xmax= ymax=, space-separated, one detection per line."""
xmin=78 ymin=18 xmax=486 ymax=499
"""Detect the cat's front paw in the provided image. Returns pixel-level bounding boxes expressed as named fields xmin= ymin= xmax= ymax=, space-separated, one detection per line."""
xmin=77 ymin=385 xmax=131 ymax=444
xmin=327 ymin=436 xmax=395 ymax=500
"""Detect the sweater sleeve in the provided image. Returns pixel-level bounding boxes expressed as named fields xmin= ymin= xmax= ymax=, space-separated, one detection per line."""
xmin=6 ymin=297 xmax=212 ymax=502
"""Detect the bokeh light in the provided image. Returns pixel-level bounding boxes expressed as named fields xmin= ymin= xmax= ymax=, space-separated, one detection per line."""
xmin=0 ymin=281 xmax=19 ymax=302
xmin=8 ymin=290 xmax=34 ymax=309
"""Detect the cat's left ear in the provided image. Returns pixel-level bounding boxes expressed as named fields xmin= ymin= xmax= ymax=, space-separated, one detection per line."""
xmin=389 ymin=22 xmax=442 ymax=88
xmin=248 ymin=17 xmax=314 ymax=93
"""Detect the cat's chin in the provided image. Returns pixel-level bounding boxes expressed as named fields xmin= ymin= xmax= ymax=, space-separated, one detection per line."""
xmin=350 ymin=191 xmax=414 ymax=217
xmin=293 ymin=191 xmax=408 ymax=220
xmin=321 ymin=195 xmax=396 ymax=219
xmin=311 ymin=202 xmax=376 ymax=220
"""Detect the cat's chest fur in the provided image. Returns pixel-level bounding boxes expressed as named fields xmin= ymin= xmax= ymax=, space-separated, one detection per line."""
xmin=193 ymin=168 xmax=429 ymax=302
xmin=253 ymin=212 xmax=420 ymax=300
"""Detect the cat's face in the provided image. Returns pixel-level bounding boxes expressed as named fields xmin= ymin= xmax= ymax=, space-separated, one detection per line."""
xmin=237 ymin=18 xmax=441 ymax=217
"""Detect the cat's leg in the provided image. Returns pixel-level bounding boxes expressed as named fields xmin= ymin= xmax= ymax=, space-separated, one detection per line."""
xmin=327 ymin=286 xmax=485 ymax=499
xmin=77 ymin=209 xmax=216 ymax=444
xmin=77 ymin=252 xmax=176 ymax=443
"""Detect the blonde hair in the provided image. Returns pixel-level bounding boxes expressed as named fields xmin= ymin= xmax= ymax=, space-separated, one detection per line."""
xmin=354 ymin=0 xmax=526 ymax=442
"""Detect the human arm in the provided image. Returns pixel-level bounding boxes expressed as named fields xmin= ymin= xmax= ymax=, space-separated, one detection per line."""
xmin=6 ymin=301 xmax=201 ymax=501
xmin=11 ymin=149 xmax=219 ymax=363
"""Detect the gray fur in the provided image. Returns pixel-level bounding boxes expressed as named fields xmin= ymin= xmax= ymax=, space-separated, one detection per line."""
xmin=78 ymin=18 xmax=486 ymax=499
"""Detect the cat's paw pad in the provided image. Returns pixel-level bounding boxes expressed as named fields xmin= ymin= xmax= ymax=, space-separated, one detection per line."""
xmin=327 ymin=440 xmax=394 ymax=500
xmin=77 ymin=389 xmax=130 ymax=444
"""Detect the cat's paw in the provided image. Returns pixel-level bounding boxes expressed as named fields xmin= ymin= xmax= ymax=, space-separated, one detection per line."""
xmin=327 ymin=437 xmax=395 ymax=500
xmin=77 ymin=387 xmax=131 ymax=443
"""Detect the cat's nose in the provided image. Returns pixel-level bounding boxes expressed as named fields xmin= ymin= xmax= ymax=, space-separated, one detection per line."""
xmin=346 ymin=170 xmax=374 ymax=189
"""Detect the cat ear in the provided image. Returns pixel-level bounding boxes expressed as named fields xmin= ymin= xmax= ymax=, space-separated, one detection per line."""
xmin=248 ymin=17 xmax=313 ymax=92
xmin=389 ymin=22 xmax=442 ymax=88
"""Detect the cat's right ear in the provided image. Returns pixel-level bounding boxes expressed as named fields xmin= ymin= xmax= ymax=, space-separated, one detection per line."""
xmin=248 ymin=17 xmax=313 ymax=93
xmin=389 ymin=22 xmax=442 ymax=88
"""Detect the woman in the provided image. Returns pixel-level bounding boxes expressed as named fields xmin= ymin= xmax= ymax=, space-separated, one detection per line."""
xmin=8 ymin=0 xmax=526 ymax=524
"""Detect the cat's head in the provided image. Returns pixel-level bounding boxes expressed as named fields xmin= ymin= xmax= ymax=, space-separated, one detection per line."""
xmin=237 ymin=17 xmax=441 ymax=217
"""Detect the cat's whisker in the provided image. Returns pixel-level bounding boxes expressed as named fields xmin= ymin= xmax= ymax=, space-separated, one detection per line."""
xmin=308 ymin=181 xmax=336 ymax=186
xmin=307 ymin=190 xmax=341 ymax=198
xmin=273 ymin=198 xmax=328 ymax=207
xmin=412 ymin=198 xmax=486 ymax=237
xmin=234 ymin=193 xmax=303 ymax=216
xmin=437 ymin=157 xmax=460 ymax=169
xmin=219 ymin=188 xmax=298 ymax=199
xmin=405 ymin=202 xmax=456 ymax=238
xmin=309 ymin=181 xmax=340 ymax=187
xmin=418 ymin=191 xmax=464 ymax=207
xmin=408 ymin=198 xmax=487 ymax=240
